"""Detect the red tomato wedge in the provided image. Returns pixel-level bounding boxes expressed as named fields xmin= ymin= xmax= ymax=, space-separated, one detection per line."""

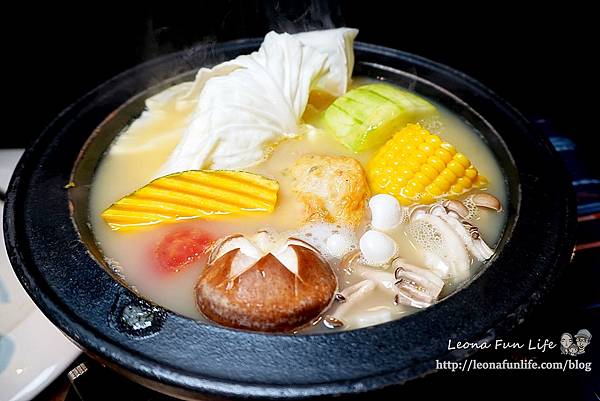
xmin=155 ymin=229 xmax=213 ymax=272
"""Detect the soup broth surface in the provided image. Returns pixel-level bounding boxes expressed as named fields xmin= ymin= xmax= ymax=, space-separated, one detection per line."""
xmin=89 ymin=77 xmax=507 ymax=332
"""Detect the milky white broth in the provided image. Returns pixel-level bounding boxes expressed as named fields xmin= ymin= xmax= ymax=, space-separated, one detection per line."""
xmin=89 ymin=77 xmax=507 ymax=332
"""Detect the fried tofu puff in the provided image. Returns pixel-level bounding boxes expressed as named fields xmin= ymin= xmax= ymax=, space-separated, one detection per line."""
xmin=289 ymin=154 xmax=370 ymax=227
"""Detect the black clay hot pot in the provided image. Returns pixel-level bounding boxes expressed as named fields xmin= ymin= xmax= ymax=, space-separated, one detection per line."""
xmin=4 ymin=39 xmax=575 ymax=399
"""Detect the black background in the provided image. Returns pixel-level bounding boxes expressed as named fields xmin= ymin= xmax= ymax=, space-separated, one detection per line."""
xmin=3 ymin=2 xmax=599 ymax=169
xmin=4 ymin=2 xmax=599 ymax=400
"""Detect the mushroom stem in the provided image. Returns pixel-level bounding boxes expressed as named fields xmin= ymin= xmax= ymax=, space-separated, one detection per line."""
xmin=411 ymin=214 xmax=471 ymax=278
xmin=391 ymin=259 xmax=445 ymax=308
xmin=438 ymin=214 xmax=495 ymax=262
xmin=330 ymin=279 xmax=377 ymax=321
xmin=472 ymin=237 xmax=494 ymax=260
xmin=355 ymin=267 xmax=398 ymax=295
xmin=442 ymin=199 xmax=469 ymax=219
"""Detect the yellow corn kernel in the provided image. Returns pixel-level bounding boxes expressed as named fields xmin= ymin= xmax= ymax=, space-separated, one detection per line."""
xmin=101 ymin=170 xmax=279 ymax=231
xmin=418 ymin=192 xmax=434 ymax=204
xmin=407 ymin=179 xmax=425 ymax=192
xmin=396 ymin=194 xmax=411 ymax=206
xmin=366 ymin=123 xmax=486 ymax=204
xmin=411 ymin=134 xmax=423 ymax=144
xmin=454 ymin=153 xmax=471 ymax=168
xmin=402 ymin=186 xmax=416 ymax=198
xmin=427 ymin=134 xmax=442 ymax=147
xmin=400 ymin=168 xmax=413 ymax=179
xmin=426 ymin=183 xmax=443 ymax=196
xmin=465 ymin=167 xmax=478 ymax=179
xmin=451 ymin=183 xmax=463 ymax=194
xmin=421 ymin=164 xmax=438 ymax=180
xmin=447 ymin=160 xmax=465 ymax=177
xmin=406 ymin=159 xmax=421 ymax=172
xmin=414 ymin=151 xmax=427 ymax=163
xmin=474 ymin=175 xmax=489 ymax=188
xmin=433 ymin=176 xmax=451 ymax=192
xmin=440 ymin=142 xmax=456 ymax=155
xmin=418 ymin=143 xmax=434 ymax=156
xmin=372 ymin=167 xmax=384 ymax=178
xmin=428 ymin=156 xmax=446 ymax=172
xmin=457 ymin=176 xmax=472 ymax=188
xmin=414 ymin=172 xmax=431 ymax=185
xmin=440 ymin=168 xmax=457 ymax=183
xmin=395 ymin=176 xmax=407 ymax=186
xmin=435 ymin=148 xmax=452 ymax=163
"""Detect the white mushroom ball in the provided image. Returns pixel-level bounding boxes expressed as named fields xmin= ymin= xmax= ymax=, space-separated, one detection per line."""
xmin=368 ymin=194 xmax=403 ymax=231
xmin=359 ymin=230 xmax=397 ymax=266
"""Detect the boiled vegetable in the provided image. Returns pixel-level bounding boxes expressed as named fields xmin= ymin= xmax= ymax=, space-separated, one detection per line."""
xmin=101 ymin=170 xmax=279 ymax=230
xmin=367 ymin=123 xmax=486 ymax=205
xmin=158 ymin=28 xmax=358 ymax=175
xmin=155 ymin=229 xmax=213 ymax=272
xmin=321 ymin=83 xmax=435 ymax=152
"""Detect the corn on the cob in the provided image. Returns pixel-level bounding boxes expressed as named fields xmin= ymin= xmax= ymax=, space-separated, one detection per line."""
xmin=101 ymin=170 xmax=279 ymax=231
xmin=367 ymin=123 xmax=487 ymax=205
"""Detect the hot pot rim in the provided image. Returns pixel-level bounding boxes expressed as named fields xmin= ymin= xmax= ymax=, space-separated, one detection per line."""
xmin=3 ymin=39 xmax=576 ymax=399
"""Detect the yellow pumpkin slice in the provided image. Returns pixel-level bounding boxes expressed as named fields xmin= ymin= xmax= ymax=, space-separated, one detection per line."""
xmin=101 ymin=170 xmax=279 ymax=231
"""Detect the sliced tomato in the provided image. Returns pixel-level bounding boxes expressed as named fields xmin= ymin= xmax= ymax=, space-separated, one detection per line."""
xmin=155 ymin=228 xmax=213 ymax=272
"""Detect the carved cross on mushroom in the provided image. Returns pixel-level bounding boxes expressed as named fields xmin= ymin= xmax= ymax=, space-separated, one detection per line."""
xmin=195 ymin=232 xmax=337 ymax=332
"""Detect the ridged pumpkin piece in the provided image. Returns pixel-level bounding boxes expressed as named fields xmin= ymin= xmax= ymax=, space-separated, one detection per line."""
xmin=101 ymin=170 xmax=279 ymax=231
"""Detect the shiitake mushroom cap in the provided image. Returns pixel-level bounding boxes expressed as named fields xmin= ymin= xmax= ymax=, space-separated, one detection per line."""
xmin=195 ymin=244 xmax=337 ymax=332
